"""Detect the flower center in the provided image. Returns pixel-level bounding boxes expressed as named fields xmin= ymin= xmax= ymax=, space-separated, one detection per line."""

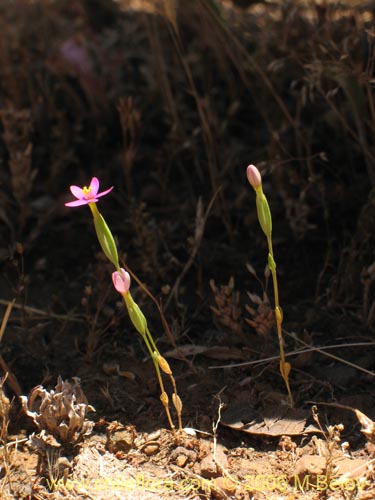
xmin=82 ymin=186 xmax=92 ymax=198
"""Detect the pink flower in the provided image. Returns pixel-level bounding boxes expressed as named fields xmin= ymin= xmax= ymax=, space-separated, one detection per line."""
xmin=112 ymin=268 xmax=131 ymax=294
xmin=60 ymin=38 xmax=92 ymax=75
xmin=65 ymin=177 xmax=113 ymax=207
xmin=246 ymin=164 xmax=262 ymax=190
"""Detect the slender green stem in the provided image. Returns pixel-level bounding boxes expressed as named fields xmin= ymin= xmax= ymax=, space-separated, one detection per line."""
xmin=123 ymin=297 xmax=174 ymax=430
xmin=88 ymin=201 xmax=99 ymax=217
xmin=267 ymin=237 xmax=283 ymax=353
xmin=145 ymin=326 xmax=159 ymax=354
xmin=267 ymin=236 xmax=294 ymax=407
xmin=85 ymin=203 xmax=180 ymax=427
xmin=146 ymin=327 xmax=183 ymax=430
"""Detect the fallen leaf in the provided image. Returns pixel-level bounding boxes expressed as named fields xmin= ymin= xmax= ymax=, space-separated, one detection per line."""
xmin=165 ymin=344 xmax=251 ymax=361
xmin=221 ymin=403 xmax=319 ymax=437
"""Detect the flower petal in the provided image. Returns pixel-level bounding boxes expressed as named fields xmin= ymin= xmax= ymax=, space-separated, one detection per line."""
xmin=246 ymin=164 xmax=262 ymax=190
xmin=96 ymin=186 xmax=114 ymax=198
xmin=65 ymin=199 xmax=96 ymax=207
xmin=89 ymin=177 xmax=99 ymax=196
xmin=112 ymin=268 xmax=131 ymax=294
xmin=70 ymin=185 xmax=84 ymax=199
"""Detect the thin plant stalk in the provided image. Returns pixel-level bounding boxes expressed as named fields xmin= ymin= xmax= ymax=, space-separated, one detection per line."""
xmin=247 ymin=164 xmax=294 ymax=406
xmin=65 ymin=177 xmax=183 ymax=430
xmin=266 ymin=235 xmax=294 ymax=407
xmin=121 ymin=289 xmax=183 ymax=431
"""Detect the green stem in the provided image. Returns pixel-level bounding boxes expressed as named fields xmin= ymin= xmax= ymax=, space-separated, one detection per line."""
xmin=122 ymin=294 xmax=175 ymax=429
xmin=267 ymin=236 xmax=294 ymax=407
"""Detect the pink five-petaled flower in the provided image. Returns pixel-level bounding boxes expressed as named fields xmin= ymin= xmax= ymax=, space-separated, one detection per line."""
xmin=65 ymin=177 xmax=113 ymax=207
xmin=112 ymin=268 xmax=131 ymax=294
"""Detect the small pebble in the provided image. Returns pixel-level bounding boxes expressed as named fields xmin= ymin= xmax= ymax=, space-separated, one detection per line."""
xmin=176 ymin=454 xmax=188 ymax=467
xmin=142 ymin=443 xmax=159 ymax=456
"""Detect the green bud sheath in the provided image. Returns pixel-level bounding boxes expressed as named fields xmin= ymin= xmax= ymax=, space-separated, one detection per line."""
xmin=268 ymin=252 xmax=276 ymax=271
xmin=256 ymin=191 xmax=272 ymax=239
xmin=124 ymin=292 xmax=148 ymax=336
xmin=89 ymin=204 xmax=120 ymax=271
xmin=275 ymin=305 xmax=283 ymax=324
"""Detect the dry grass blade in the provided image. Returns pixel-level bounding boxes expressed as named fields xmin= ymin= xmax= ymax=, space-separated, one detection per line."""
xmin=209 ymin=340 xmax=375 ymax=375
xmin=0 ymin=299 xmax=83 ymax=323
xmin=0 ymin=299 xmax=15 ymax=343
xmin=0 ymin=299 xmax=22 ymax=396
xmin=164 ymin=188 xmax=221 ymax=310
xmin=0 ymin=376 xmax=12 ymax=498
xmin=118 ymin=96 xmax=141 ymax=197
xmin=121 ymin=262 xmax=178 ymax=348
xmin=361 ymin=261 xmax=375 ymax=329
xmin=0 ymin=108 xmax=36 ymax=227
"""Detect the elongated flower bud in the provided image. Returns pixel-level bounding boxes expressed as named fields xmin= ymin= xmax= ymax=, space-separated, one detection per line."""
xmin=246 ymin=164 xmax=262 ymax=191
xmin=256 ymin=191 xmax=272 ymax=238
xmin=90 ymin=206 xmax=120 ymax=270
xmin=112 ymin=268 xmax=131 ymax=294
xmin=124 ymin=292 xmax=147 ymax=336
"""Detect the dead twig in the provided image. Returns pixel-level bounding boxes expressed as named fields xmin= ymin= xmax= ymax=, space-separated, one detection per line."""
xmin=164 ymin=187 xmax=221 ymax=311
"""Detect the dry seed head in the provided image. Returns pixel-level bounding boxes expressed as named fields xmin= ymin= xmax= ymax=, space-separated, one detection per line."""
xmin=158 ymin=355 xmax=172 ymax=375
xmin=245 ymin=291 xmax=274 ymax=338
xmin=160 ymin=392 xmax=169 ymax=406
xmin=172 ymin=394 xmax=183 ymax=414
xmin=210 ymin=277 xmax=243 ymax=336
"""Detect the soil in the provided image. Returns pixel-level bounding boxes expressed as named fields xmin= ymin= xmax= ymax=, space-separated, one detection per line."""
xmin=0 ymin=1 xmax=375 ymax=499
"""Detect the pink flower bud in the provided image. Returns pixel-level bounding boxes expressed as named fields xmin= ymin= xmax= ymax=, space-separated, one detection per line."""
xmin=112 ymin=268 xmax=131 ymax=294
xmin=246 ymin=164 xmax=262 ymax=190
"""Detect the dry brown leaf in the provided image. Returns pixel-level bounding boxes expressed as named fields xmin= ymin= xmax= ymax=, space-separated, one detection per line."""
xmin=221 ymin=403 xmax=319 ymax=437
xmin=165 ymin=344 xmax=251 ymax=361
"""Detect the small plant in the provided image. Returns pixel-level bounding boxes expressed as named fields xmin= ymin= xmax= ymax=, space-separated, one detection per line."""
xmin=311 ymin=406 xmax=345 ymax=486
xmin=246 ymin=164 xmax=293 ymax=406
xmin=65 ymin=177 xmax=182 ymax=431
xmin=20 ymin=376 xmax=95 ymax=449
xmin=21 ymin=376 xmax=94 ymax=487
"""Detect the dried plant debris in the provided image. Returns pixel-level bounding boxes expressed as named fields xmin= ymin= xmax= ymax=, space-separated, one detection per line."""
xmin=106 ymin=421 xmax=136 ymax=455
xmin=361 ymin=262 xmax=375 ymax=330
xmin=210 ymin=276 xmax=243 ymax=338
xmin=355 ymin=409 xmax=375 ymax=446
xmin=221 ymin=401 xmax=318 ymax=437
xmin=0 ymin=108 xmax=35 ymax=210
xmin=21 ymin=376 xmax=95 ymax=452
xmin=0 ymin=376 xmax=11 ymax=423
xmin=245 ymin=291 xmax=274 ymax=339
xmin=129 ymin=201 xmax=160 ymax=279
xmin=245 ymin=264 xmax=274 ymax=345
